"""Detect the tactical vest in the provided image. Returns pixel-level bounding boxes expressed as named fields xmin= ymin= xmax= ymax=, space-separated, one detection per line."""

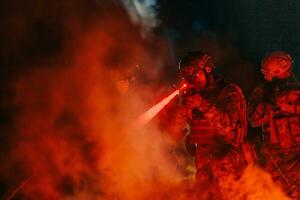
xmin=269 ymin=90 xmax=300 ymax=148
xmin=189 ymin=84 xmax=247 ymax=146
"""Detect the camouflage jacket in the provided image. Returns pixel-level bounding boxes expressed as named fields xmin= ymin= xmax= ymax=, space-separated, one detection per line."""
xmin=248 ymin=81 xmax=300 ymax=148
xmin=172 ymin=75 xmax=247 ymax=148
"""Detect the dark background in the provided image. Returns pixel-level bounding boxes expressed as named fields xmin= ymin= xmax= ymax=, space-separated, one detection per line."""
xmin=160 ymin=0 xmax=300 ymax=67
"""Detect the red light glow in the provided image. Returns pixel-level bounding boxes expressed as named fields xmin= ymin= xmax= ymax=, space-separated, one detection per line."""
xmin=136 ymin=89 xmax=180 ymax=128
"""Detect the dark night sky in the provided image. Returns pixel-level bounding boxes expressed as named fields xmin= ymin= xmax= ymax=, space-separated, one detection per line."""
xmin=160 ymin=0 xmax=300 ymax=65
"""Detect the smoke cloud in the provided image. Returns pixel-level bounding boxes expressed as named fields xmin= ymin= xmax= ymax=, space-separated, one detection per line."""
xmin=121 ymin=0 xmax=159 ymax=34
xmin=0 ymin=1 xmax=188 ymax=199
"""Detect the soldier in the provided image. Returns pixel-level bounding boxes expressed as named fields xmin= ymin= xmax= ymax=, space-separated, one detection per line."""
xmin=172 ymin=51 xmax=248 ymax=199
xmin=248 ymin=51 xmax=300 ymax=199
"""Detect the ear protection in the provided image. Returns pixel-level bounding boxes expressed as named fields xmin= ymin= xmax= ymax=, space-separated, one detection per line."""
xmin=197 ymin=54 xmax=214 ymax=74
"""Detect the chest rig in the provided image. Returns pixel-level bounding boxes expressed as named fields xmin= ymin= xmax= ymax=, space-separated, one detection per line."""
xmin=269 ymin=89 xmax=300 ymax=148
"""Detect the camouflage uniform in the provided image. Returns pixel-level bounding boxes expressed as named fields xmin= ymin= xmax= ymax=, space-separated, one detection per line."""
xmin=248 ymin=81 xmax=300 ymax=199
xmin=174 ymin=75 xmax=248 ymax=199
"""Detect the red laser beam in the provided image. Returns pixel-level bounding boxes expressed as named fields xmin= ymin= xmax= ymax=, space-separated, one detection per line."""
xmin=136 ymin=89 xmax=180 ymax=127
xmin=136 ymin=82 xmax=190 ymax=127
xmin=135 ymin=83 xmax=189 ymax=128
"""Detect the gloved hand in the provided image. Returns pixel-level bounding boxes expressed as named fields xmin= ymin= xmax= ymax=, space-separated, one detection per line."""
xmin=182 ymin=93 xmax=204 ymax=109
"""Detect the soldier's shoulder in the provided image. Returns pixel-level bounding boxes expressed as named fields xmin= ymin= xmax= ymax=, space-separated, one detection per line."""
xmin=214 ymin=74 xmax=244 ymax=97
xmin=223 ymin=83 xmax=243 ymax=95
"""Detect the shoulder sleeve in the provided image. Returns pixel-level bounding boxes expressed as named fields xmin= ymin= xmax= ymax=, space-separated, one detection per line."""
xmin=248 ymin=86 xmax=271 ymax=127
xmin=202 ymin=84 xmax=244 ymax=135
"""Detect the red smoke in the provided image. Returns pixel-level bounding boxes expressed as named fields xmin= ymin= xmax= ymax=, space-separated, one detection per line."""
xmin=3 ymin=6 xmax=190 ymax=199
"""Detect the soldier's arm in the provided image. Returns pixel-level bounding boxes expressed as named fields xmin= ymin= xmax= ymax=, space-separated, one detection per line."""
xmin=248 ymin=86 xmax=271 ymax=127
xmin=169 ymin=103 xmax=192 ymax=141
xmin=200 ymin=85 xmax=243 ymax=134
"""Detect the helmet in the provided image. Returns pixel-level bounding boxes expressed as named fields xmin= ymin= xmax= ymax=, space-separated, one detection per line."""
xmin=179 ymin=51 xmax=214 ymax=78
xmin=261 ymin=51 xmax=293 ymax=81
xmin=179 ymin=51 xmax=215 ymax=91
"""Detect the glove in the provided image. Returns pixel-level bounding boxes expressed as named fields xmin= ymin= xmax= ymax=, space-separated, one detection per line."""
xmin=182 ymin=93 xmax=204 ymax=109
